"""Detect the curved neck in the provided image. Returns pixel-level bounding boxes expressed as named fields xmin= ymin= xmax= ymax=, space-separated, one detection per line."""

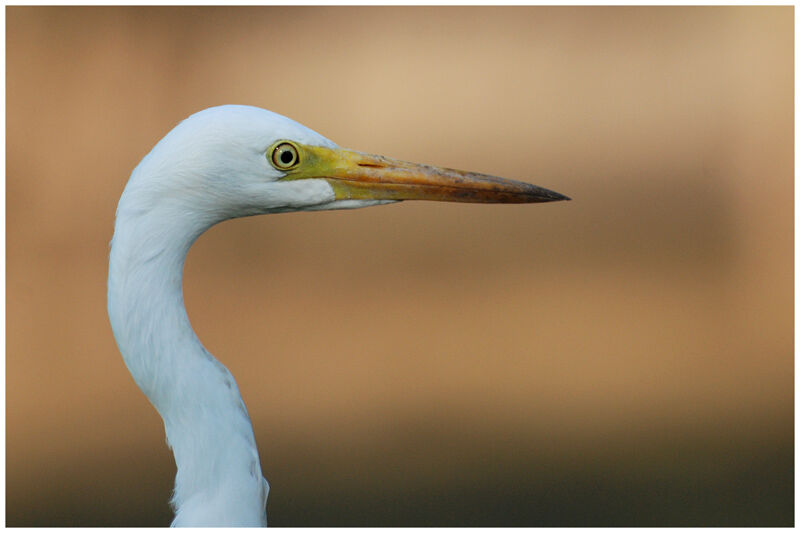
xmin=108 ymin=198 xmax=268 ymax=526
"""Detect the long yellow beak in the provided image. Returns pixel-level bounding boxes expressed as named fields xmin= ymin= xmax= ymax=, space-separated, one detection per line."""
xmin=275 ymin=142 xmax=570 ymax=204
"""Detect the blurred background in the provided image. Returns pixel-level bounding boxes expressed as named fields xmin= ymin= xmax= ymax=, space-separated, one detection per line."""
xmin=6 ymin=6 xmax=793 ymax=526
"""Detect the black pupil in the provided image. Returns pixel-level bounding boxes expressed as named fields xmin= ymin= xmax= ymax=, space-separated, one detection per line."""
xmin=280 ymin=149 xmax=294 ymax=165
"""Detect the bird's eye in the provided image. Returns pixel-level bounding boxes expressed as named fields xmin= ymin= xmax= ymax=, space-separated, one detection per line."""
xmin=270 ymin=142 xmax=299 ymax=169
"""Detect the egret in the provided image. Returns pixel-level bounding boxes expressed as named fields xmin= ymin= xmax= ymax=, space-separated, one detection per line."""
xmin=107 ymin=105 xmax=569 ymax=526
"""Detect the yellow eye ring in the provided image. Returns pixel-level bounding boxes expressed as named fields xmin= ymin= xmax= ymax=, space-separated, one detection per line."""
xmin=270 ymin=142 xmax=299 ymax=170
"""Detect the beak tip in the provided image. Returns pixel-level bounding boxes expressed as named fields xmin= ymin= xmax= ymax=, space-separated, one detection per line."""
xmin=531 ymin=186 xmax=570 ymax=203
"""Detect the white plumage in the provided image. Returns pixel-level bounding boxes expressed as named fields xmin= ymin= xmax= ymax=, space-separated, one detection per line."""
xmin=108 ymin=105 xmax=567 ymax=526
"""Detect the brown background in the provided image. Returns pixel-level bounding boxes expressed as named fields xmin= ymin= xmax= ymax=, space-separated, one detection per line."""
xmin=6 ymin=6 xmax=793 ymax=526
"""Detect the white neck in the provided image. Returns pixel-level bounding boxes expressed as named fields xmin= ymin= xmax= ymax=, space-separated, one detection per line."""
xmin=108 ymin=196 xmax=268 ymax=526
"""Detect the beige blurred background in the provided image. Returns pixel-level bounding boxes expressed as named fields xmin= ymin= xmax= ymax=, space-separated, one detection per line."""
xmin=6 ymin=6 xmax=793 ymax=526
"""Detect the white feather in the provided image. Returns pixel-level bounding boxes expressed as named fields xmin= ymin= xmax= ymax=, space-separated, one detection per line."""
xmin=108 ymin=105 xmax=378 ymax=526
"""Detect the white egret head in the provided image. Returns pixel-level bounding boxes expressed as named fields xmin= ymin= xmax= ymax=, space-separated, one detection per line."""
xmin=121 ymin=105 xmax=568 ymax=231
